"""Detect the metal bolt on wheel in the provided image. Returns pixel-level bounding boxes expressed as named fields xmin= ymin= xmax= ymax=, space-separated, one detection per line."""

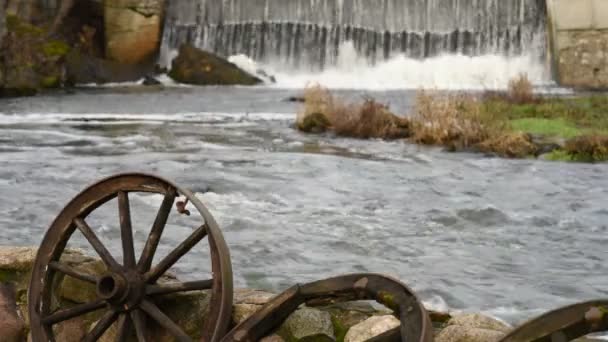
xmin=28 ymin=173 xmax=233 ymax=342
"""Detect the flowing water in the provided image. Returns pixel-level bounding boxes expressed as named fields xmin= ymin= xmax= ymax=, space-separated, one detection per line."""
xmin=1 ymin=87 xmax=607 ymax=327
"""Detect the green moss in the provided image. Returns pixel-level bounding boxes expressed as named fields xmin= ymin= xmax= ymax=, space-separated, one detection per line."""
xmin=510 ymin=118 xmax=581 ymax=138
xmin=6 ymin=15 xmax=44 ymax=36
xmin=331 ymin=316 xmax=348 ymax=342
xmin=376 ymin=291 xmax=398 ymax=311
xmin=41 ymin=76 xmax=60 ymax=88
xmin=298 ymin=112 xmax=331 ymax=133
xmin=43 ymin=41 xmax=70 ymax=57
xmin=545 ymin=149 xmax=574 ymax=162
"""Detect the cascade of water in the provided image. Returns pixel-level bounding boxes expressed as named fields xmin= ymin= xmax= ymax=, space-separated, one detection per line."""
xmin=161 ymin=0 xmax=547 ymax=71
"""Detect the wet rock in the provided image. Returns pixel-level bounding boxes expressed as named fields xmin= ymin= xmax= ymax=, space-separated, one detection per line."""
xmin=65 ymin=49 xmax=154 ymax=85
xmin=344 ymin=315 xmax=400 ymax=342
xmin=285 ymin=96 xmax=306 ymax=103
xmin=297 ymin=112 xmax=331 ymax=133
xmin=0 ymin=283 xmax=26 ymax=342
xmin=435 ymin=313 xmax=510 ymax=342
xmin=169 ymin=44 xmax=262 ymax=86
xmin=142 ymin=75 xmax=162 ymax=86
xmin=279 ymin=307 xmax=335 ymax=341
xmin=529 ymin=134 xmax=564 ymax=156
xmin=104 ymin=0 xmax=164 ymax=65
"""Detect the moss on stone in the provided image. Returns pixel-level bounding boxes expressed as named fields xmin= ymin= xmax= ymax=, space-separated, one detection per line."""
xmin=43 ymin=41 xmax=70 ymax=58
xmin=331 ymin=315 xmax=349 ymax=342
xmin=376 ymin=291 xmax=398 ymax=311
xmin=41 ymin=75 xmax=60 ymax=88
xmin=297 ymin=112 xmax=331 ymax=133
xmin=6 ymin=15 xmax=44 ymax=36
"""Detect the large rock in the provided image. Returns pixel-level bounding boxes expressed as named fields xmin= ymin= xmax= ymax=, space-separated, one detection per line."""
xmin=169 ymin=44 xmax=262 ymax=86
xmin=104 ymin=0 xmax=164 ymax=64
xmin=0 ymin=284 xmax=25 ymax=342
xmin=0 ymin=15 xmax=70 ymax=96
xmin=435 ymin=313 xmax=511 ymax=342
xmin=278 ymin=307 xmax=335 ymax=341
xmin=65 ymin=49 xmax=155 ymax=84
xmin=344 ymin=315 xmax=400 ymax=342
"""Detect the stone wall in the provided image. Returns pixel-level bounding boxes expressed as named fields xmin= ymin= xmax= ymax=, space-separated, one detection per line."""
xmin=0 ymin=246 xmax=515 ymax=342
xmin=104 ymin=0 xmax=164 ymax=64
xmin=548 ymin=0 xmax=608 ymax=89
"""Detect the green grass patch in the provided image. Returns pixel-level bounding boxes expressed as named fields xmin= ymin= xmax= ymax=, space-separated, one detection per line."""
xmin=510 ymin=118 xmax=581 ymax=138
xmin=544 ymin=149 xmax=574 ymax=162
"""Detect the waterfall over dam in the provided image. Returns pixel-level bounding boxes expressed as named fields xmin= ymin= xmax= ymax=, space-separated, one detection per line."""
xmin=162 ymin=0 xmax=548 ymax=71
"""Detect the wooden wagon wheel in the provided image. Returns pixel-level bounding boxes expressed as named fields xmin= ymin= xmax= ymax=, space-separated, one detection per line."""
xmin=499 ymin=299 xmax=608 ymax=342
xmin=222 ymin=273 xmax=433 ymax=342
xmin=28 ymin=173 xmax=233 ymax=342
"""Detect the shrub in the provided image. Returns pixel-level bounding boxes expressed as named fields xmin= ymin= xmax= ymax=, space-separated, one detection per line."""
xmin=296 ymin=85 xmax=410 ymax=139
xmin=478 ymin=132 xmax=538 ymax=158
xmin=410 ymin=90 xmax=504 ymax=150
xmin=507 ymin=73 xmax=536 ymax=104
xmin=564 ymin=135 xmax=608 ymax=162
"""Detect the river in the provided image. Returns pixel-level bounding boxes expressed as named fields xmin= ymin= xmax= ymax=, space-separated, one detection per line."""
xmin=1 ymin=84 xmax=607 ymax=327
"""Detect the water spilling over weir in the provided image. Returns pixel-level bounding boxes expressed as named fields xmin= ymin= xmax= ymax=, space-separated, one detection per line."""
xmin=161 ymin=0 xmax=549 ymax=71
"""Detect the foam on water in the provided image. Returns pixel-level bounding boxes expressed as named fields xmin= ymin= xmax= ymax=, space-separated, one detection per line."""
xmin=228 ymin=42 xmax=553 ymax=90
xmin=0 ymin=112 xmax=295 ymax=125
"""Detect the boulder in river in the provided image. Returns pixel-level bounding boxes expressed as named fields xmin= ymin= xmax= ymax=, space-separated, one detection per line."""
xmin=104 ymin=0 xmax=164 ymax=65
xmin=169 ymin=44 xmax=262 ymax=86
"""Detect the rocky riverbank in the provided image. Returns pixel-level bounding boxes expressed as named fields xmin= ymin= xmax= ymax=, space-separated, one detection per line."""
xmin=0 ymin=0 xmax=263 ymax=97
xmin=0 ymin=246 xmax=520 ymax=341
xmin=296 ymin=84 xmax=608 ymax=163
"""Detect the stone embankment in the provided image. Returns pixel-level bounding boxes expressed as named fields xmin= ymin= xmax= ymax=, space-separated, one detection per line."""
xmin=0 ymin=246 xmax=519 ymax=342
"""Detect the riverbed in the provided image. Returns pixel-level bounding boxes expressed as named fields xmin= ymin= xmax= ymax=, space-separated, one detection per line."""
xmin=1 ymin=85 xmax=607 ymax=326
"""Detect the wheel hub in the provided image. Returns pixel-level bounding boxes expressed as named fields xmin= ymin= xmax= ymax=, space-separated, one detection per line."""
xmin=96 ymin=273 xmax=129 ymax=303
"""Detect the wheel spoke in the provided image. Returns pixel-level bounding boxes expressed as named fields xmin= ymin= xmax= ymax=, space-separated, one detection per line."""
xmin=118 ymin=191 xmax=136 ymax=268
xmin=42 ymin=299 xmax=106 ymax=325
xmin=115 ymin=314 xmax=131 ymax=342
xmin=83 ymin=309 xmax=119 ymax=342
xmin=138 ymin=189 xmax=176 ymax=273
xmin=48 ymin=261 xmax=96 ymax=284
xmin=146 ymin=279 xmax=213 ymax=296
xmin=145 ymin=224 xmax=208 ymax=283
xmin=74 ymin=217 xmax=121 ymax=272
xmin=130 ymin=309 xmax=148 ymax=342
xmin=140 ymin=300 xmax=191 ymax=342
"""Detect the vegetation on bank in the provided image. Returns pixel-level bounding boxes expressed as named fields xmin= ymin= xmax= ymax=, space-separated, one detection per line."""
xmin=295 ymin=76 xmax=608 ymax=163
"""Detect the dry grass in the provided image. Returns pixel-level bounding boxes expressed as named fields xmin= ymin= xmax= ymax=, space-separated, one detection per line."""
xmin=478 ymin=132 xmax=538 ymax=158
xmin=296 ymin=84 xmax=410 ymax=139
xmin=410 ymin=90 xmax=505 ymax=150
xmin=564 ymin=135 xmax=608 ymax=162
xmin=507 ymin=73 xmax=535 ymax=104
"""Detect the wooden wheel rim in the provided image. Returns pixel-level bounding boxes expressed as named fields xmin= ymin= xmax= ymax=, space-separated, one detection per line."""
xmin=28 ymin=173 xmax=233 ymax=342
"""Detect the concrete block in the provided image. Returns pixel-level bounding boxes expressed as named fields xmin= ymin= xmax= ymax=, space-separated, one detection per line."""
xmin=592 ymin=0 xmax=608 ymax=29
xmin=552 ymin=0 xmax=594 ymax=30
